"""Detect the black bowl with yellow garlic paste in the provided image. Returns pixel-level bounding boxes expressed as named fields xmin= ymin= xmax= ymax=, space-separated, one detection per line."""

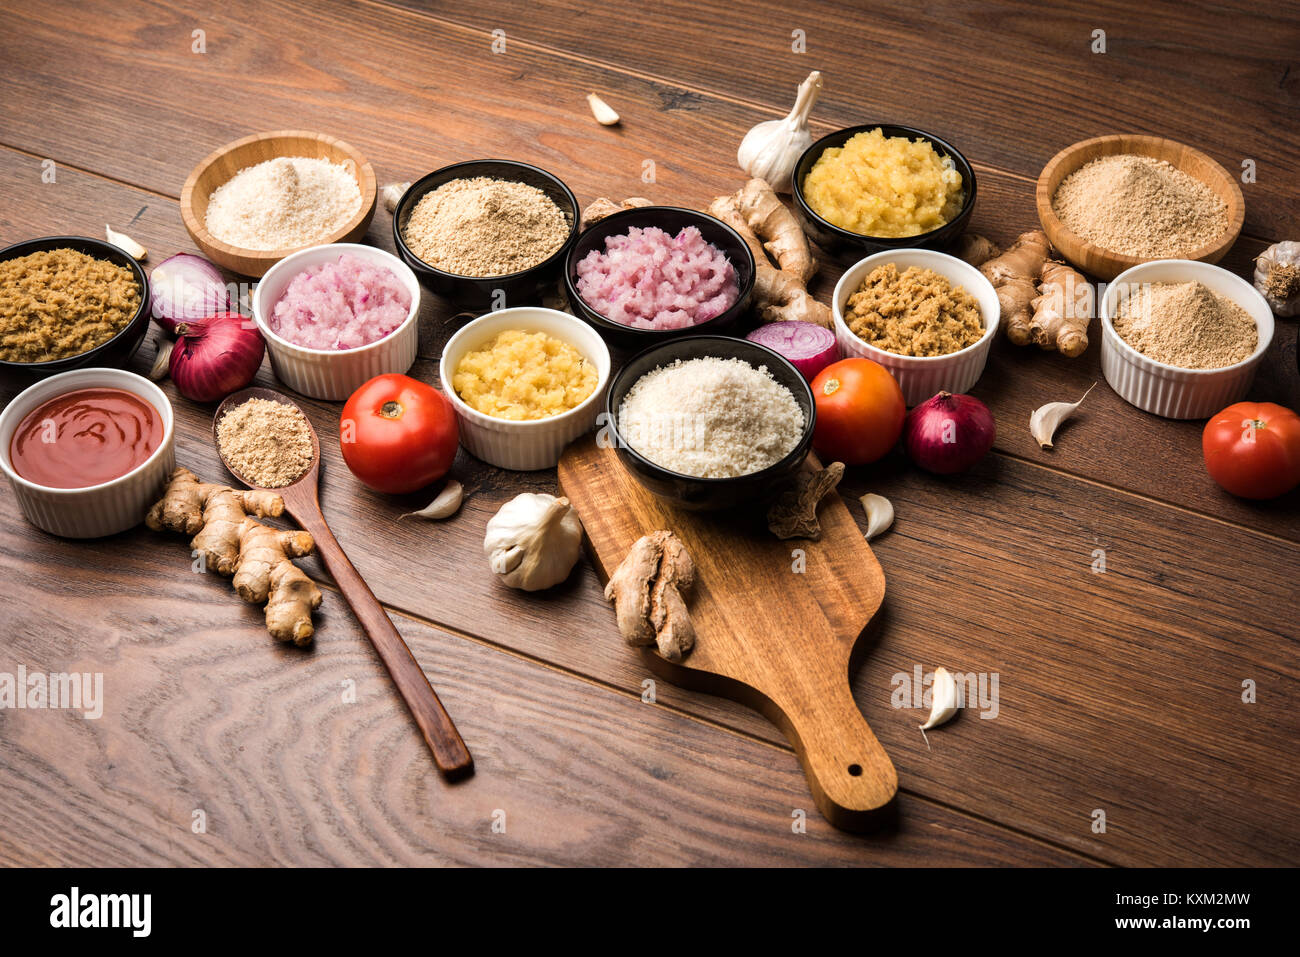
xmin=0 ymin=235 xmax=152 ymax=383
xmin=792 ymin=123 xmax=977 ymax=265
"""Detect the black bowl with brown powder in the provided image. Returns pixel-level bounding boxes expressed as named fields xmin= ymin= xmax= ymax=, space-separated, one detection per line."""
xmin=392 ymin=159 xmax=579 ymax=310
xmin=0 ymin=236 xmax=151 ymax=382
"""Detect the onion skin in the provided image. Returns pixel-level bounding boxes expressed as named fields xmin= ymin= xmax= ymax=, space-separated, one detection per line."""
xmin=904 ymin=391 xmax=996 ymax=475
xmin=150 ymin=252 xmax=230 ymax=333
xmin=746 ymin=321 xmax=839 ymax=381
xmin=169 ymin=312 xmax=265 ymax=403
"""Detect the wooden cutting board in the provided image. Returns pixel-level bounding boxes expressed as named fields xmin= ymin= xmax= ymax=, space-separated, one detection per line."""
xmin=558 ymin=435 xmax=897 ymax=830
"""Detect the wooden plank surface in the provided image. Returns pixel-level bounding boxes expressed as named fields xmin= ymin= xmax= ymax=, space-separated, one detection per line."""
xmin=0 ymin=0 xmax=1296 ymax=866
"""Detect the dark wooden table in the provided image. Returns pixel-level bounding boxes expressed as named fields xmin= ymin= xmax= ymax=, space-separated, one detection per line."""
xmin=0 ymin=0 xmax=1296 ymax=867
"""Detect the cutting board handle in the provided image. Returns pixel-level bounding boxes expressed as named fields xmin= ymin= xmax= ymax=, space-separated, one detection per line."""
xmin=783 ymin=678 xmax=897 ymax=830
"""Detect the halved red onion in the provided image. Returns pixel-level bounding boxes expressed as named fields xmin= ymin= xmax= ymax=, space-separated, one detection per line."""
xmin=746 ymin=321 xmax=839 ymax=381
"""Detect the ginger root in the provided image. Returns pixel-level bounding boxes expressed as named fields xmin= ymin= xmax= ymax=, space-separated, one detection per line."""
xmin=604 ymin=530 xmax=696 ymax=662
xmin=952 ymin=232 xmax=1001 ymax=268
xmin=146 ymin=467 xmax=321 ymax=645
xmin=1030 ymin=260 xmax=1092 ymax=357
xmin=707 ymin=188 xmax=832 ymax=328
xmin=979 ymin=230 xmax=1092 ymax=356
xmin=580 ymin=196 xmax=653 ymax=229
xmin=980 ymin=230 xmax=1051 ymax=346
xmin=767 ymin=462 xmax=845 ymax=540
xmin=735 ymin=177 xmax=816 ymax=283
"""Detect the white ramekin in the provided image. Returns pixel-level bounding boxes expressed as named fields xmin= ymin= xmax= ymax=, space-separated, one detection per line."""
xmin=0 ymin=369 xmax=175 ymax=538
xmin=832 ymin=248 xmax=1001 ymax=407
xmin=439 ymin=308 xmax=612 ymax=470
xmin=1100 ymin=260 xmax=1274 ymax=420
xmin=252 ymin=243 xmax=421 ymax=401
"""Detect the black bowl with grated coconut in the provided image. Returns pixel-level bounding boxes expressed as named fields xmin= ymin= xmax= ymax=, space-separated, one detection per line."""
xmin=605 ymin=335 xmax=816 ymax=512
xmin=392 ymin=159 xmax=580 ymax=310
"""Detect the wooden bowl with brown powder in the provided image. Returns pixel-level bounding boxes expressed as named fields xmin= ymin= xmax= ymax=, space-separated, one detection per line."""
xmin=1036 ymin=134 xmax=1243 ymax=281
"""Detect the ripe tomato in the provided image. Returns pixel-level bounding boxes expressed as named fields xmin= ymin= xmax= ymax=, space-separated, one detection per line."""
xmin=1202 ymin=401 xmax=1300 ymax=500
xmin=340 ymin=374 xmax=459 ymax=494
xmin=809 ymin=358 xmax=906 ymax=465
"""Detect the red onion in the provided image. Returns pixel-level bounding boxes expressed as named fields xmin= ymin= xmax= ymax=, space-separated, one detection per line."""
xmin=169 ymin=312 xmax=265 ymax=402
xmin=904 ymin=391 xmax=996 ymax=474
xmin=746 ymin=321 xmax=839 ymax=381
xmin=150 ymin=252 xmax=230 ymax=332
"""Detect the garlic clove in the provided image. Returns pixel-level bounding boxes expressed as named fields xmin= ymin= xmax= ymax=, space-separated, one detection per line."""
xmin=381 ymin=182 xmax=411 ymax=213
xmin=105 ymin=224 xmax=147 ymax=261
xmin=399 ymin=480 xmax=464 ymax=520
xmin=919 ymin=666 xmax=959 ymax=750
xmin=1030 ymin=382 xmax=1095 ymax=449
xmin=859 ymin=493 xmax=894 ymax=541
xmin=587 ymin=93 xmax=620 ymax=126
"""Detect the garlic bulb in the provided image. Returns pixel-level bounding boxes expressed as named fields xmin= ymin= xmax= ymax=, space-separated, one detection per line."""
xmin=1254 ymin=241 xmax=1300 ymax=317
xmin=483 ymin=493 xmax=583 ymax=592
xmin=736 ymin=71 xmax=822 ymax=193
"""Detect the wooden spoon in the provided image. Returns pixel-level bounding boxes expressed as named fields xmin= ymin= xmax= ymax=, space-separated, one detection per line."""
xmin=213 ymin=387 xmax=473 ymax=780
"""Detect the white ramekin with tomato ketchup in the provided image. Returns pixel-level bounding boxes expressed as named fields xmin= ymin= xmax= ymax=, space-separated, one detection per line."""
xmin=0 ymin=368 xmax=175 ymax=538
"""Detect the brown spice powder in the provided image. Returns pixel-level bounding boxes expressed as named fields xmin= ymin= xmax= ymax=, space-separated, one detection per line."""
xmin=1052 ymin=154 xmax=1228 ymax=259
xmin=845 ymin=264 xmax=984 ymax=357
xmin=0 ymin=248 xmax=141 ymax=362
xmin=402 ymin=176 xmax=570 ymax=278
xmin=1113 ymin=281 xmax=1257 ymax=369
xmin=217 ymin=398 xmax=314 ymax=488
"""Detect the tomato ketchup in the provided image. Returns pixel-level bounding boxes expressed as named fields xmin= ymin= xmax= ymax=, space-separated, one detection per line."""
xmin=9 ymin=388 xmax=162 ymax=489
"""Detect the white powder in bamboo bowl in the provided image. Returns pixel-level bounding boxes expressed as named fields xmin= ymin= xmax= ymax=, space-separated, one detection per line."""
xmin=618 ymin=357 xmax=805 ymax=478
xmin=205 ymin=156 xmax=361 ymax=251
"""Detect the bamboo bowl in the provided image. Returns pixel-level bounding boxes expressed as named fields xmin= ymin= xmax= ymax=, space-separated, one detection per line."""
xmin=1035 ymin=134 xmax=1244 ymax=281
xmin=180 ymin=130 xmax=377 ymax=277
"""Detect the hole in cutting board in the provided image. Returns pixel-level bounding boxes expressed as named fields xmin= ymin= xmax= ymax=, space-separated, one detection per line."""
xmin=847 ymin=764 xmax=863 ymax=777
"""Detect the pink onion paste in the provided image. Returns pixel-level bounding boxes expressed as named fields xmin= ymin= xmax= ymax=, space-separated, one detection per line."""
xmin=575 ymin=225 xmax=739 ymax=330
xmin=271 ymin=254 xmax=412 ymax=351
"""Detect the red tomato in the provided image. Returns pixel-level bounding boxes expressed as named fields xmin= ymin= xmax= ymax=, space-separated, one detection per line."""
xmin=339 ymin=374 xmax=459 ymax=494
xmin=1202 ymin=401 xmax=1300 ymax=500
xmin=809 ymin=358 xmax=906 ymax=465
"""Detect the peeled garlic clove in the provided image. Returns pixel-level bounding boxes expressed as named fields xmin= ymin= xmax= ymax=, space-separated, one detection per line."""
xmin=587 ymin=93 xmax=620 ymax=126
xmin=859 ymin=493 xmax=894 ymax=541
xmin=148 ymin=337 xmax=174 ymax=381
xmin=1030 ymin=382 xmax=1095 ymax=449
xmin=105 ymin=224 xmax=147 ymax=261
xmin=399 ymin=480 xmax=463 ymax=520
xmin=381 ymin=182 xmax=411 ymax=213
xmin=920 ymin=666 xmax=959 ymax=736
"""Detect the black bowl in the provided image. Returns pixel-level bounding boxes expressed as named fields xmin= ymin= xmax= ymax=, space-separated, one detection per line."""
xmin=792 ymin=123 xmax=977 ymax=265
xmin=564 ymin=206 xmax=756 ymax=347
xmin=392 ymin=159 xmax=579 ymax=310
xmin=0 ymin=236 xmax=152 ymax=384
xmin=605 ymin=335 xmax=815 ymax=512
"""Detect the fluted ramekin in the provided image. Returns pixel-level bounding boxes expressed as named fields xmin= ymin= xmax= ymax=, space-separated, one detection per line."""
xmin=1100 ymin=260 xmax=1274 ymax=420
xmin=832 ymin=248 xmax=1000 ymax=406
xmin=0 ymin=369 xmax=175 ymax=538
xmin=252 ymin=243 xmax=420 ymax=401
xmin=439 ymin=308 xmax=612 ymax=470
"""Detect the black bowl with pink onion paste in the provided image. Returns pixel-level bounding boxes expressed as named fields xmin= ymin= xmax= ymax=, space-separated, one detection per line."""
xmin=564 ymin=206 xmax=756 ymax=346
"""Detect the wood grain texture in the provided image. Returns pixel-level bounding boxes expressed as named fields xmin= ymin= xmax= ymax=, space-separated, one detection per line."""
xmin=0 ymin=0 xmax=1296 ymax=867
xmin=213 ymin=387 xmax=473 ymax=777
xmin=1035 ymin=134 xmax=1245 ymax=280
xmin=398 ymin=0 xmax=1300 ymax=240
xmin=0 ymin=494 xmax=1090 ymax=867
xmin=559 ymin=438 xmax=896 ymax=830
xmin=180 ymin=130 xmax=377 ymax=276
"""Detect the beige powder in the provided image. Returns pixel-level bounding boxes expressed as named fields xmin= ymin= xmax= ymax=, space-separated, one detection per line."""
xmin=1113 ymin=281 xmax=1256 ymax=369
xmin=402 ymin=176 xmax=570 ymax=278
xmin=1052 ymin=154 xmax=1227 ymax=259
xmin=217 ymin=398 xmax=314 ymax=487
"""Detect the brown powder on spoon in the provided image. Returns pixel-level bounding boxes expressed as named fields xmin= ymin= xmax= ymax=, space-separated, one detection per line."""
xmin=217 ymin=398 xmax=314 ymax=487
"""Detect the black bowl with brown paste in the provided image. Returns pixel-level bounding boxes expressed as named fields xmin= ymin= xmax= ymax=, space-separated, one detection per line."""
xmin=0 ymin=235 xmax=152 ymax=384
